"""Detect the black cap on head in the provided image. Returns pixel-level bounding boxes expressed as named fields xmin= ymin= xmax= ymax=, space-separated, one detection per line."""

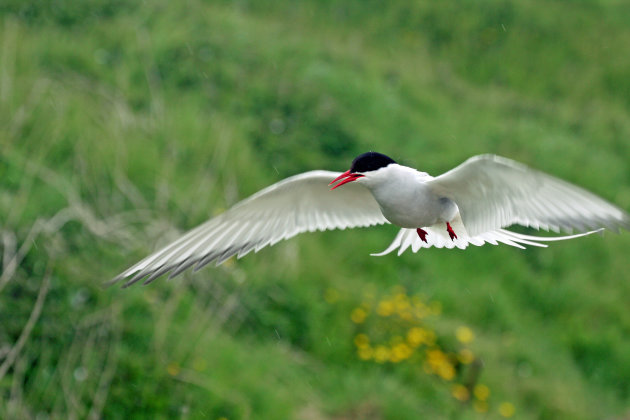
xmin=350 ymin=152 xmax=397 ymax=173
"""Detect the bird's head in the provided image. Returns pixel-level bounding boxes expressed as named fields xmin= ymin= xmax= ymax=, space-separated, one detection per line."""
xmin=329 ymin=152 xmax=397 ymax=190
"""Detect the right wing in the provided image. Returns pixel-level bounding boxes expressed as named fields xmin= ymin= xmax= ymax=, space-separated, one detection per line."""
xmin=112 ymin=170 xmax=388 ymax=287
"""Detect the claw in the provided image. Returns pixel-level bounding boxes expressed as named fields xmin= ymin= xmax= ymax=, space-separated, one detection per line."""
xmin=416 ymin=228 xmax=428 ymax=243
xmin=446 ymin=222 xmax=457 ymax=241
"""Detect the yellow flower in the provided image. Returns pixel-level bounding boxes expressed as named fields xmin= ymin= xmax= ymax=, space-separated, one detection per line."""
xmin=455 ymin=326 xmax=475 ymax=344
xmin=426 ymin=348 xmax=455 ymax=379
xmin=389 ymin=354 xmax=402 ymax=363
xmin=427 ymin=348 xmax=446 ymax=363
xmin=438 ymin=363 xmax=455 ymax=380
xmin=451 ymin=384 xmax=470 ymax=401
xmin=473 ymin=384 xmax=490 ymax=401
xmin=399 ymin=310 xmax=413 ymax=321
xmin=391 ymin=343 xmax=413 ymax=362
xmin=373 ymin=345 xmax=391 ymax=363
xmin=351 ymin=307 xmax=367 ymax=324
xmin=499 ymin=402 xmax=516 ymax=418
xmin=457 ymin=348 xmax=475 ymax=364
xmin=412 ymin=299 xmax=429 ymax=319
xmin=376 ymin=300 xmax=394 ymax=317
xmin=397 ymin=344 xmax=412 ymax=359
xmin=358 ymin=346 xmax=373 ymax=360
xmin=473 ymin=400 xmax=489 ymax=413
xmin=354 ymin=333 xmax=370 ymax=348
xmin=407 ymin=327 xmax=427 ymax=347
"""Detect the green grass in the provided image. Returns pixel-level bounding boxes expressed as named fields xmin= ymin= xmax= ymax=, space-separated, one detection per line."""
xmin=2 ymin=1 xmax=630 ymax=419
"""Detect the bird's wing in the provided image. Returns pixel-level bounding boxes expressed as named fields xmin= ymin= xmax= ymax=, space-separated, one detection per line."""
xmin=426 ymin=154 xmax=630 ymax=237
xmin=112 ymin=170 xmax=388 ymax=287
xmin=372 ymin=214 xmax=601 ymax=256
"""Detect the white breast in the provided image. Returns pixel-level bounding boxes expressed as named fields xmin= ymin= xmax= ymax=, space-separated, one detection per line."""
xmin=361 ymin=165 xmax=457 ymax=228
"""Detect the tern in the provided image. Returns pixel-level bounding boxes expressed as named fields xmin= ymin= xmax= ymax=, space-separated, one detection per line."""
xmin=113 ymin=152 xmax=629 ymax=287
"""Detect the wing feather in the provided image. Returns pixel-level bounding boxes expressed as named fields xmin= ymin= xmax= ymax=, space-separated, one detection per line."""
xmin=113 ymin=170 xmax=387 ymax=286
xmin=372 ymin=220 xmax=602 ymax=257
xmin=427 ymin=155 xmax=630 ymax=236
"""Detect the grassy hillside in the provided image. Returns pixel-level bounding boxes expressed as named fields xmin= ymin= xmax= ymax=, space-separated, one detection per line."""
xmin=2 ymin=1 xmax=630 ymax=419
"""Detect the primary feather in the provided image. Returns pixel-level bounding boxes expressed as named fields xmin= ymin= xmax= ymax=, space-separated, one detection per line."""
xmin=113 ymin=170 xmax=387 ymax=287
xmin=427 ymin=155 xmax=629 ymax=236
xmin=372 ymin=213 xmax=603 ymax=256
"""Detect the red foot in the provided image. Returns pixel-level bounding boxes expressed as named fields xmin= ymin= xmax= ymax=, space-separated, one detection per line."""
xmin=416 ymin=228 xmax=428 ymax=243
xmin=446 ymin=222 xmax=457 ymax=241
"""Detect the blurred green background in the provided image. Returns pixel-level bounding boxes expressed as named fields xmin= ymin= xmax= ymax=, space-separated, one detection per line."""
xmin=2 ymin=1 xmax=630 ymax=419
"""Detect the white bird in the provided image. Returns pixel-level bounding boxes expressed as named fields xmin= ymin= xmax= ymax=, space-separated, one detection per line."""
xmin=113 ymin=152 xmax=629 ymax=287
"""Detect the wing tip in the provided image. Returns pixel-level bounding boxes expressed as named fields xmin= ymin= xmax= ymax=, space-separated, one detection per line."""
xmin=103 ymin=275 xmax=124 ymax=289
xmin=619 ymin=213 xmax=630 ymax=232
xmin=370 ymin=250 xmax=390 ymax=257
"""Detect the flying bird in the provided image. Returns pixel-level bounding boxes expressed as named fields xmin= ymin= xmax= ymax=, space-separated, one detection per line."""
xmin=113 ymin=152 xmax=629 ymax=287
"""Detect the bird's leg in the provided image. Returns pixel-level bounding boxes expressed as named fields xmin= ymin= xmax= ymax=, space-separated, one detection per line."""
xmin=416 ymin=228 xmax=428 ymax=243
xmin=446 ymin=222 xmax=457 ymax=241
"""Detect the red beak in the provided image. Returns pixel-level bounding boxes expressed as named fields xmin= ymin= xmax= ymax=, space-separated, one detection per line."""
xmin=329 ymin=170 xmax=365 ymax=190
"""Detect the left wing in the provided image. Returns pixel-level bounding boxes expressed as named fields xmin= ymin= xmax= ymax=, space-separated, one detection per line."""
xmin=427 ymin=154 xmax=629 ymax=237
